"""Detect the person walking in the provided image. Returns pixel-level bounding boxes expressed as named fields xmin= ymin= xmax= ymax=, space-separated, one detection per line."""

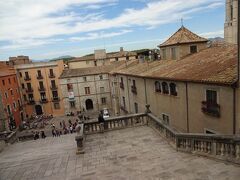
xmin=98 ymin=112 xmax=104 ymax=133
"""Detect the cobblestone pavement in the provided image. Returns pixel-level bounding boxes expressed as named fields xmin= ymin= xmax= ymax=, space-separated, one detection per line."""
xmin=0 ymin=126 xmax=239 ymax=180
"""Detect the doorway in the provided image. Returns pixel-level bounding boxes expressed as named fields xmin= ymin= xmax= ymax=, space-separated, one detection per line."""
xmin=85 ymin=99 xmax=93 ymax=110
xmin=35 ymin=105 xmax=43 ymax=115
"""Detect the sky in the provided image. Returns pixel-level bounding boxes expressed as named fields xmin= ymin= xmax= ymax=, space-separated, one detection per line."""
xmin=0 ymin=0 xmax=225 ymax=61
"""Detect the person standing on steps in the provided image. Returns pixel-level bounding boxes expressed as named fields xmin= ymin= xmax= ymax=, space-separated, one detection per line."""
xmin=98 ymin=111 xmax=105 ymax=133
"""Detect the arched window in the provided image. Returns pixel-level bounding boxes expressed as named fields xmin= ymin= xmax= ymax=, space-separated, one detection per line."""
xmin=155 ymin=81 xmax=161 ymax=92
xmin=162 ymin=82 xmax=169 ymax=94
xmin=170 ymin=83 xmax=177 ymax=96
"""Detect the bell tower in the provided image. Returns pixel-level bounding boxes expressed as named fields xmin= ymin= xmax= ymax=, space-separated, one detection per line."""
xmin=224 ymin=0 xmax=238 ymax=44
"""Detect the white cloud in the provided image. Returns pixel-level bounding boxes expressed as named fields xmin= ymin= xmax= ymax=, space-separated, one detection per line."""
xmin=199 ymin=30 xmax=224 ymax=38
xmin=70 ymin=29 xmax=132 ymax=41
xmin=0 ymin=0 xmax=223 ymax=50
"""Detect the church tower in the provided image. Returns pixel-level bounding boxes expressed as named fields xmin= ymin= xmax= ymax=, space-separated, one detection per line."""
xmin=224 ymin=0 xmax=238 ymax=44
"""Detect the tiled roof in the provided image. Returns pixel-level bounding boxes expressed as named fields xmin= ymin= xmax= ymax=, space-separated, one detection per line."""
xmin=111 ymin=44 xmax=237 ymax=85
xmin=0 ymin=68 xmax=16 ymax=77
xmin=160 ymin=26 xmax=208 ymax=47
xmin=60 ymin=61 xmax=125 ymax=78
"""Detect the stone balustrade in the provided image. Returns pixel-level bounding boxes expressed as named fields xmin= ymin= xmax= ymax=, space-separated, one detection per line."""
xmin=79 ymin=108 xmax=240 ymax=165
xmin=84 ymin=113 xmax=147 ymax=135
xmin=146 ymin=113 xmax=240 ymax=165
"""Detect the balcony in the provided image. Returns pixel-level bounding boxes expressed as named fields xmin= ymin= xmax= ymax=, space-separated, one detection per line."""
xmin=24 ymin=76 xmax=31 ymax=81
xmin=27 ymin=100 xmax=35 ymax=105
xmin=131 ymin=86 xmax=137 ymax=94
xmin=52 ymin=97 xmax=60 ymax=102
xmin=50 ymin=85 xmax=58 ymax=90
xmin=120 ymin=82 xmax=124 ymax=89
xmin=201 ymin=101 xmax=220 ymax=118
xmin=49 ymin=73 xmax=55 ymax=78
xmin=38 ymin=87 xmax=45 ymax=92
xmin=36 ymin=75 xmax=43 ymax=80
xmin=40 ymin=98 xmax=48 ymax=103
xmin=26 ymin=88 xmax=33 ymax=93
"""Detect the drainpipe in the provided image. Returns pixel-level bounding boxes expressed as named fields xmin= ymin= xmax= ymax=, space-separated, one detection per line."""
xmin=185 ymin=82 xmax=189 ymax=133
xmin=233 ymin=86 xmax=236 ymax=134
xmin=126 ymin=75 xmax=131 ymax=113
xmin=144 ymin=78 xmax=148 ymax=105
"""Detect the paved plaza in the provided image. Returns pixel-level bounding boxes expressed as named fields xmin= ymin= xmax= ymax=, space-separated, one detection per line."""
xmin=0 ymin=126 xmax=240 ymax=180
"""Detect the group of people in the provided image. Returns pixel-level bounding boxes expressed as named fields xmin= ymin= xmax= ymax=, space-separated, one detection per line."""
xmin=33 ymin=130 xmax=46 ymax=140
xmin=51 ymin=119 xmax=80 ymax=137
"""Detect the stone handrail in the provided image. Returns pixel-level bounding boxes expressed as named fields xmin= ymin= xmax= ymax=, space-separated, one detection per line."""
xmin=146 ymin=113 xmax=240 ymax=165
xmin=81 ymin=111 xmax=240 ymax=164
xmin=84 ymin=113 xmax=147 ymax=135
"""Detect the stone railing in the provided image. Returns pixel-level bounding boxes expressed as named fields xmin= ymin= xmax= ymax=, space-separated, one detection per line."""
xmin=84 ymin=113 xmax=147 ymax=135
xmin=146 ymin=113 xmax=240 ymax=165
xmin=79 ymin=107 xmax=240 ymax=165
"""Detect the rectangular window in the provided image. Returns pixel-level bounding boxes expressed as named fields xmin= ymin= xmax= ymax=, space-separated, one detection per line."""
xmin=7 ymin=105 xmax=11 ymax=115
xmin=19 ymin=72 xmax=22 ymax=77
xmin=25 ymin=72 xmax=29 ymax=78
xmin=2 ymin=80 xmax=5 ymax=86
xmin=27 ymin=83 xmax=32 ymax=90
xmin=122 ymin=96 xmax=126 ymax=108
xmin=70 ymin=101 xmax=75 ymax=108
xmin=162 ymin=114 xmax=169 ymax=125
xmin=134 ymin=102 xmax=138 ymax=113
xmin=21 ymin=83 xmax=25 ymax=89
xmin=132 ymin=79 xmax=136 ymax=87
xmin=100 ymin=87 xmax=104 ymax=93
xmin=51 ymin=80 xmax=56 ymax=88
xmin=67 ymin=84 xmax=73 ymax=91
xmin=171 ymin=47 xmax=176 ymax=60
xmin=40 ymin=92 xmax=46 ymax=99
xmin=52 ymin=91 xmax=58 ymax=98
xmin=206 ymin=90 xmax=217 ymax=104
xmin=54 ymin=103 xmax=60 ymax=109
xmin=39 ymin=81 xmax=44 ymax=89
xmin=13 ymin=102 xmax=16 ymax=110
xmin=99 ymin=75 xmax=103 ymax=80
xmin=8 ymin=78 xmax=11 ymax=84
xmin=49 ymin=69 xmax=54 ymax=76
xmin=5 ymin=92 xmax=8 ymax=99
xmin=85 ymin=87 xmax=90 ymax=94
xmin=37 ymin=70 xmax=41 ymax=77
xmin=162 ymin=48 xmax=166 ymax=60
xmin=18 ymin=99 xmax=21 ymax=107
xmin=28 ymin=94 xmax=34 ymax=101
xmin=10 ymin=90 xmax=13 ymax=96
xmin=23 ymin=94 xmax=27 ymax=101
xmin=190 ymin=45 xmax=197 ymax=54
xmin=83 ymin=77 xmax=87 ymax=82
xmin=101 ymin=97 xmax=106 ymax=104
xmin=14 ymin=77 xmax=16 ymax=83
xmin=94 ymin=61 xmax=97 ymax=66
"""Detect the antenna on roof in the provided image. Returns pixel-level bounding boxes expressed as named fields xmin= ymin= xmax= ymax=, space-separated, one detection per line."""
xmin=181 ymin=18 xmax=184 ymax=27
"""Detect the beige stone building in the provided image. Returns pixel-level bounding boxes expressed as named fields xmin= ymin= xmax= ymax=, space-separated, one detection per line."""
xmin=68 ymin=48 xmax=137 ymax=69
xmin=110 ymin=26 xmax=239 ymax=135
xmin=59 ymin=62 xmax=124 ymax=115
xmin=15 ymin=61 xmax=65 ymax=118
xmin=224 ymin=0 xmax=238 ymax=44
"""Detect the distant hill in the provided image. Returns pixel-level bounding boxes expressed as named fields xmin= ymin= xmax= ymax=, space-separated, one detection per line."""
xmin=50 ymin=55 xmax=75 ymax=62
xmin=208 ymin=37 xmax=224 ymax=42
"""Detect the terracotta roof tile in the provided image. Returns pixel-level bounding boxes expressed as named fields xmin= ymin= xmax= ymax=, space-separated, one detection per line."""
xmin=160 ymin=26 xmax=208 ymax=47
xmin=60 ymin=61 xmax=125 ymax=78
xmin=112 ymin=44 xmax=237 ymax=85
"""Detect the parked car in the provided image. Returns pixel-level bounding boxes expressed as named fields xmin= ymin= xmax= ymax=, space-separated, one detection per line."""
xmin=102 ymin=108 xmax=110 ymax=119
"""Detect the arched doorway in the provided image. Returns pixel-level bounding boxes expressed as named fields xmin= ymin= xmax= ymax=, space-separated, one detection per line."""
xmin=35 ymin=105 xmax=43 ymax=115
xmin=85 ymin=99 xmax=93 ymax=110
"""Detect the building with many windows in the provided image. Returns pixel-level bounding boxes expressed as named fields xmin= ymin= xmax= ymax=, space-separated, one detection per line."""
xmin=110 ymin=26 xmax=239 ymax=135
xmin=14 ymin=61 xmax=65 ymax=118
xmin=59 ymin=62 xmax=124 ymax=114
xmin=0 ymin=66 xmax=23 ymax=131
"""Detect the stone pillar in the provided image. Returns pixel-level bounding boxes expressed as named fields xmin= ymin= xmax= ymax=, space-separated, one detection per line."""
xmin=75 ymin=123 xmax=85 ymax=154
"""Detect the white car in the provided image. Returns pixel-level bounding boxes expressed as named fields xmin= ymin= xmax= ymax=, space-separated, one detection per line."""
xmin=102 ymin=108 xmax=110 ymax=119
